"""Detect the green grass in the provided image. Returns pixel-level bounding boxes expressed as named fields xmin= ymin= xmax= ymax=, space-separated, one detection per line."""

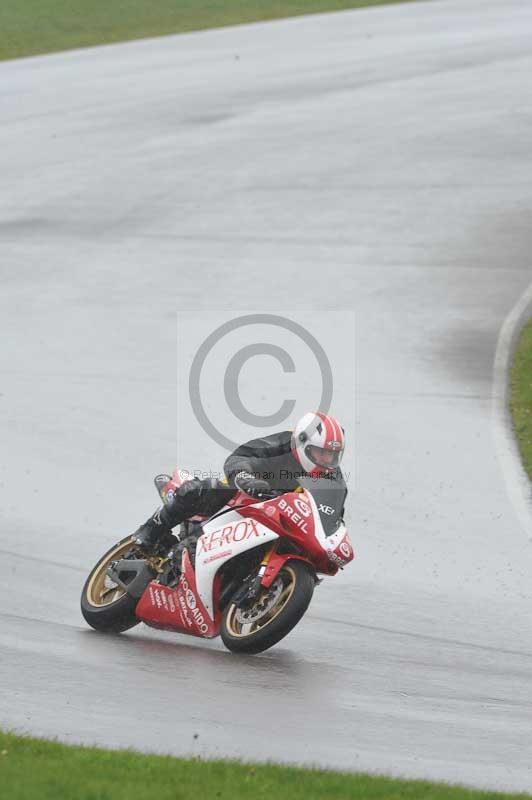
xmin=0 ymin=731 xmax=530 ymax=800
xmin=510 ymin=318 xmax=532 ymax=481
xmin=0 ymin=0 xmax=417 ymax=61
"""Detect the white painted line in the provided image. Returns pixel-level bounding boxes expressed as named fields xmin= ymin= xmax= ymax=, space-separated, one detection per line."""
xmin=492 ymin=281 xmax=532 ymax=540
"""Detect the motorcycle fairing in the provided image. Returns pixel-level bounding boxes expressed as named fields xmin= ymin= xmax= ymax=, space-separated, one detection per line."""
xmin=304 ymin=488 xmax=354 ymax=569
xmin=194 ymin=510 xmax=279 ymax=618
xmin=135 ymin=550 xmax=220 ymax=638
xmin=135 ymin=511 xmax=279 ymax=635
xmin=240 ymin=488 xmax=354 ymax=580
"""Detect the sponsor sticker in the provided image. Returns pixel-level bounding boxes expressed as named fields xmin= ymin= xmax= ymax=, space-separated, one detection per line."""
xmin=327 ymin=550 xmax=346 ymax=567
xmin=197 ymin=518 xmax=261 ymax=554
xmin=185 ymin=589 xmax=197 ymax=610
xmin=278 ymin=498 xmax=309 ymax=533
xmin=340 ymin=541 xmax=351 ymax=558
xmin=294 ymin=498 xmax=311 ymax=518
xmin=203 ymin=549 xmax=233 ymax=564
xmin=180 ymin=577 xmax=209 ymax=635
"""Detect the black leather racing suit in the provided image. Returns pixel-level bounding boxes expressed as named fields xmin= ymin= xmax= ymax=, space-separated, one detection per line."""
xmin=155 ymin=430 xmax=346 ymax=531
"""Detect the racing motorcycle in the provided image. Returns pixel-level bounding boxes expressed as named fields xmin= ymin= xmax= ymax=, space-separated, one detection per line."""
xmin=81 ymin=468 xmax=354 ymax=654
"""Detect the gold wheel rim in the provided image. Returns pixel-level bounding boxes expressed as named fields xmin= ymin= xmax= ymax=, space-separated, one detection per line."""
xmin=225 ymin=565 xmax=297 ymax=638
xmin=86 ymin=538 xmax=135 ymax=608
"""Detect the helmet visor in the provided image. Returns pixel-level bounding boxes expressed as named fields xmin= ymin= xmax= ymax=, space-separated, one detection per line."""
xmin=307 ymin=444 xmax=343 ymax=470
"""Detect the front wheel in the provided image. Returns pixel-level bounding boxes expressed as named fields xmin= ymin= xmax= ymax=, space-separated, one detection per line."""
xmin=81 ymin=535 xmax=141 ymax=633
xmin=221 ymin=560 xmax=315 ymax=654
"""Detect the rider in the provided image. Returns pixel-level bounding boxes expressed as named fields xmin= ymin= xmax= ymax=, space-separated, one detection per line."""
xmin=134 ymin=411 xmax=346 ymax=552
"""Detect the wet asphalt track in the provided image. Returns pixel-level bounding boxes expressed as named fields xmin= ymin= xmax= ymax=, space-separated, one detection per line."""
xmin=2 ymin=0 xmax=532 ymax=790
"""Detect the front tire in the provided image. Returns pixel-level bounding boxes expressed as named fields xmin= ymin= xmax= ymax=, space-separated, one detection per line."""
xmin=221 ymin=560 xmax=315 ymax=654
xmin=81 ymin=536 xmax=141 ymax=633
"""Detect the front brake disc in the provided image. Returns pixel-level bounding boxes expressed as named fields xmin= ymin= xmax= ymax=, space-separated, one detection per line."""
xmin=235 ymin=576 xmax=284 ymax=624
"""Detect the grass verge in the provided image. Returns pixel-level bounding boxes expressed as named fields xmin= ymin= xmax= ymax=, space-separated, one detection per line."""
xmin=1 ymin=0 xmax=417 ymax=61
xmin=0 ymin=730 xmax=530 ymax=800
xmin=510 ymin=318 xmax=532 ymax=481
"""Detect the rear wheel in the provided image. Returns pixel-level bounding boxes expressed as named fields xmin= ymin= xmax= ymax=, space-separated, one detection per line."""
xmin=81 ymin=536 xmax=141 ymax=633
xmin=221 ymin=560 xmax=315 ymax=654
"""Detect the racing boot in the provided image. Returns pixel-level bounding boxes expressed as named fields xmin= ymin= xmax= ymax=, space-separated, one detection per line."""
xmin=134 ymin=508 xmax=177 ymax=554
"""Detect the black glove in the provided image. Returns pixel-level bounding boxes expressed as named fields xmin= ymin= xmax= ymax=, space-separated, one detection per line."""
xmin=234 ymin=471 xmax=272 ymax=499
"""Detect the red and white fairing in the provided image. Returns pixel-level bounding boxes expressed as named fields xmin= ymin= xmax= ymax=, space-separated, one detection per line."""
xmin=135 ymin=468 xmax=354 ymax=639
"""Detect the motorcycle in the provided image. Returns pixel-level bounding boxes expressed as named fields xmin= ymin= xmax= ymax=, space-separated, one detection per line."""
xmin=81 ymin=468 xmax=354 ymax=654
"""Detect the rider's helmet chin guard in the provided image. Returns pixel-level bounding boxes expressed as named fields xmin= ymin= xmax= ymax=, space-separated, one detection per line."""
xmin=291 ymin=411 xmax=345 ymax=477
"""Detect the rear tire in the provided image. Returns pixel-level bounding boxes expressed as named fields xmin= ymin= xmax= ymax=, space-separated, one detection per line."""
xmin=81 ymin=536 xmax=141 ymax=633
xmin=221 ymin=560 xmax=315 ymax=654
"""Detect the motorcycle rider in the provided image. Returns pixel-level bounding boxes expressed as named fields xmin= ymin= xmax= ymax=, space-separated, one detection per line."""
xmin=134 ymin=411 xmax=346 ymax=552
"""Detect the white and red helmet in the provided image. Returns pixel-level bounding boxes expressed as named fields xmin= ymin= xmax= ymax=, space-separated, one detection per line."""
xmin=292 ymin=411 xmax=345 ymax=475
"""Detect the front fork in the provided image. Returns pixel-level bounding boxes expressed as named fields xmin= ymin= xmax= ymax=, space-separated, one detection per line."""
xmin=237 ymin=545 xmax=277 ymax=605
xmin=232 ymin=545 xmax=316 ymax=609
